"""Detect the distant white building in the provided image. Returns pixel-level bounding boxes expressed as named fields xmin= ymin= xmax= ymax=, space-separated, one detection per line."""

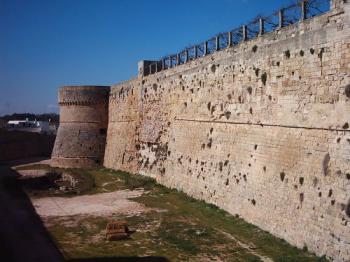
xmin=7 ymin=118 xmax=55 ymax=134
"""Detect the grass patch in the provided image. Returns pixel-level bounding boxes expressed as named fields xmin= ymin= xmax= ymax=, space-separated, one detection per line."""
xmin=33 ymin=166 xmax=328 ymax=261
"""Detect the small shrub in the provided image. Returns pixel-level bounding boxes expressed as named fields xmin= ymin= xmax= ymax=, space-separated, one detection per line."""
xmin=252 ymin=45 xmax=258 ymax=53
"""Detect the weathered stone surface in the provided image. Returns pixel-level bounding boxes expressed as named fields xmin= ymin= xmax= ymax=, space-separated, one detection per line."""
xmin=51 ymin=86 xmax=110 ymax=168
xmin=104 ymin=2 xmax=350 ymax=261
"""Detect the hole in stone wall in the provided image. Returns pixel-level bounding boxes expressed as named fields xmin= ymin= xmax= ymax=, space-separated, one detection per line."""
xmin=251 ymin=199 xmax=256 ymax=205
xmin=318 ymin=47 xmax=325 ymax=59
xmin=328 ymin=189 xmax=333 ymax=197
xmin=284 ymin=50 xmax=291 ymax=58
xmin=263 ymin=166 xmax=266 ymax=172
xmin=323 ymin=153 xmax=330 ymax=176
xmin=99 ymin=128 xmax=107 ymax=135
xmin=207 ymin=138 xmax=212 ymax=148
xmin=225 ymin=111 xmax=231 ymax=119
xmin=299 ymin=50 xmax=304 ymax=56
xmin=346 ymin=173 xmax=350 ymax=180
xmin=346 ymin=200 xmax=350 ymax=217
xmin=299 ymin=177 xmax=304 ymax=185
xmin=219 ymin=162 xmax=223 ymax=172
xmin=261 ymin=72 xmax=267 ymax=86
xmin=207 ymin=102 xmax=211 ymax=111
xmin=254 ymin=145 xmax=258 ymax=150
xmin=227 ymin=94 xmax=232 ymax=100
xmin=211 ymin=64 xmax=216 ymax=73
xmin=310 ymin=48 xmax=315 ymax=55
xmin=249 ymin=108 xmax=253 ymax=114
xmin=343 ymin=122 xmax=349 ymax=129
xmin=345 ymin=85 xmax=350 ymax=98
xmin=300 ymin=193 xmax=304 ymax=203
xmin=255 ymin=68 xmax=260 ymax=77
xmin=247 ymin=86 xmax=252 ymax=95
xmin=280 ymin=172 xmax=285 ymax=181
xmin=210 ymin=128 xmax=214 ymax=134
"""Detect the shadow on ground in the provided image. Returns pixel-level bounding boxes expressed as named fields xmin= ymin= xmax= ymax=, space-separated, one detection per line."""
xmin=0 ymin=164 xmax=64 ymax=262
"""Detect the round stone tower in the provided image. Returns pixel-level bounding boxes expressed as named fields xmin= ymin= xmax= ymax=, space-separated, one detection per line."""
xmin=51 ymin=85 xmax=110 ymax=168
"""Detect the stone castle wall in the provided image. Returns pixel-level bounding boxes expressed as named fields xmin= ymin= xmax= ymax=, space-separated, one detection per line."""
xmin=52 ymin=86 xmax=110 ymax=168
xmin=104 ymin=1 xmax=350 ymax=261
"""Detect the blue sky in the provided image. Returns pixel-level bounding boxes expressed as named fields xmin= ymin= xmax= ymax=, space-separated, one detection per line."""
xmin=0 ymin=0 xmax=293 ymax=115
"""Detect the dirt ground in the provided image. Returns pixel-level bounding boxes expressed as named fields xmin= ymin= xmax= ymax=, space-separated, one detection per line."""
xmin=10 ymin=161 xmax=329 ymax=262
xmin=32 ymin=190 xmax=150 ymax=217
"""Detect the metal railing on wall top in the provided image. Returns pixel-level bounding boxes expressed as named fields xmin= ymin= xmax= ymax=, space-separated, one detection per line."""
xmin=143 ymin=0 xmax=331 ymax=77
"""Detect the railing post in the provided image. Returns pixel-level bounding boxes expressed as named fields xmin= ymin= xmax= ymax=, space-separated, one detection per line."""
xmin=300 ymin=0 xmax=307 ymax=21
xmin=194 ymin=46 xmax=198 ymax=58
xmin=162 ymin=59 xmax=165 ymax=70
xmin=259 ymin=18 xmax=265 ymax=36
xmin=216 ymin=36 xmax=220 ymax=51
xmin=185 ymin=50 xmax=189 ymax=62
xmin=242 ymin=25 xmax=247 ymax=41
xmin=279 ymin=9 xmax=284 ymax=28
xmin=177 ymin=54 xmax=180 ymax=65
xmin=228 ymin=31 xmax=232 ymax=47
xmin=204 ymin=41 xmax=208 ymax=55
xmin=169 ymin=56 xmax=172 ymax=68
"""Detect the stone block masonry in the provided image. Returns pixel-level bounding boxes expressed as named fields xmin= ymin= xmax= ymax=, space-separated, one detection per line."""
xmin=103 ymin=1 xmax=350 ymax=261
xmin=53 ymin=0 xmax=350 ymax=260
xmin=52 ymin=86 xmax=110 ymax=168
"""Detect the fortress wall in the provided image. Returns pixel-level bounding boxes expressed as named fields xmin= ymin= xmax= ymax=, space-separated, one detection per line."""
xmin=52 ymin=86 xmax=110 ymax=168
xmin=104 ymin=2 xmax=350 ymax=260
xmin=104 ymin=79 xmax=141 ymax=173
